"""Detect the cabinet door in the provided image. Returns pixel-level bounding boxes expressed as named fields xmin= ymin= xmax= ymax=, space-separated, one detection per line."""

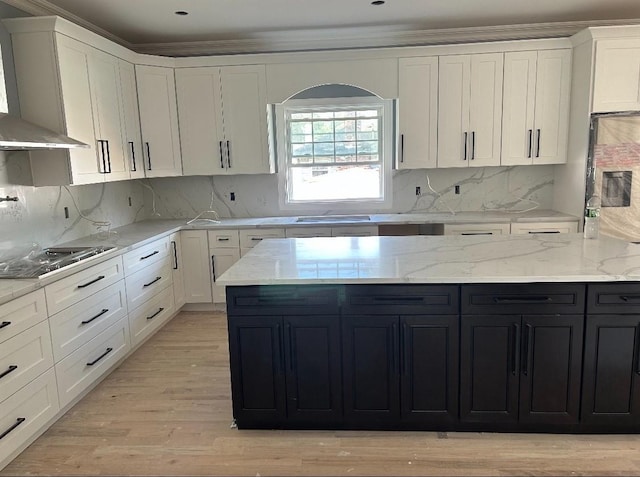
xmin=284 ymin=315 xmax=342 ymax=424
xmin=56 ymin=35 xmax=103 ymax=184
xmin=398 ymin=57 xmax=438 ymax=169
xmin=501 ymin=51 xmax=537 ymax=166
xmin=180 ymin=230 xmax=212 ymax=303
xmin=460 ymin=315 xmax=520 ymax=423
xmin=401 ymin=315 xmax=458 ymax=426
xmin=342 ymin=315 xmax=400 ymax=425
xmin=88 ymin=49 xmax=128 ymax=181
xmin=533 ymin=49 xmax=571 ymax=165
xmin=468 ymin=53 xmax=503 ymax=167
xmin=175 ymin=67 xmax=225 ymax=176
xmin=135 ymin=65 xmax=182 ymax=177
xmin=519 ymin=315 xmax=583 ymax=425
xmin=119 ymin=60 xmax=145 ymax=179
xmin=582 ymin=315 xmax=640 ymax=427
xmin=228 ymin=315 xmax=286 ymax=427
xmin=170 ymin=232 xmax=186 ymax=309
xmin=437 ymin=55 xmax=471 ymax=168
xmin=593 ymin=39 xmax=640 ymax=112
xmin=211 ymin=247 xmax=241 ymax=303
xmin=220 ymin=65 xmax=272 ymax=174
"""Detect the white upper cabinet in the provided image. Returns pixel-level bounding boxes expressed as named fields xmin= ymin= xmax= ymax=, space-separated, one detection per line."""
xmin=176 ymin=65 xmax=272 ymax=175
xmin=397 ymin=57 xmax=438 ymax=169
xmin=592 ymin=38 xmax=640 ymax=112
xmin=135 ymin=65 xmax=183 ymax=177
xmin=437 ymin=53 xmax=503 ymax=168
xmin=502 ymin=49 xmax=571 ymax=165
xmin=119 ymin=60 xmax=146 ymax=179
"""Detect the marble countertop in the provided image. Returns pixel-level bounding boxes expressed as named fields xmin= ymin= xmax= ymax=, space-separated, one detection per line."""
xmin=217 ymin=234 xmax=640 ymax=285
xmin=0 ymin=210 xmax=579 ymax=306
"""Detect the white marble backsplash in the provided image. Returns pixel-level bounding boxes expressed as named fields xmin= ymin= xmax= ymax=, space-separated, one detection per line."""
xmin=145 ymin=165 xmax=554 ymax=219
xmin=0 ymin=151 xmax=145 ymax=252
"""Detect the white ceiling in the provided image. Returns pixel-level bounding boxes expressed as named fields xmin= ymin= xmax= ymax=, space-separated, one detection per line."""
xmin=5 ymin=0 xmax=640 ymax=54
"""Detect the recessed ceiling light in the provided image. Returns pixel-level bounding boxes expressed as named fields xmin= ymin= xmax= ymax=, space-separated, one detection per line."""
xmin=371 ymin=0 xmax=385 ymax=5
xmin=174 ymin=10 xmax=189 ymax=15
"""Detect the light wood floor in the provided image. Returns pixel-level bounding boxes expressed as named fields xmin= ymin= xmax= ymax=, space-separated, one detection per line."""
xmin=3 ymin=311 xmax=640 ymax=476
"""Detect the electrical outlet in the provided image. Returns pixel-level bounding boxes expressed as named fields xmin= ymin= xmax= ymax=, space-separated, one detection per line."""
xmin=230 ymin=192 xmax=236 ymax=201
xmin=415 ymin=187 xmax=421 ymax=196
xmin=64 ymin=206 xmax=70 ymax=219
xmin=455 ymin=185 xmax=461 ymax=195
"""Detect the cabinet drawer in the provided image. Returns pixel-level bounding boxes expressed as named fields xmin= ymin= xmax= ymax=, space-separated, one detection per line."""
xmin=226 ymin=285 xmax=339 ymax=315
xmin=343 ymin=285 xmax=458 ymax=315
xmin=129 ymin=284 xmax=175 ymax=347
xmin=331 ymin=225 xmax=378 ymax=237
xmin=0 ymin=368 xmax=59 ymax=468
xmin=124 ymin=258 xmax=172 ymax=311
xmin=122 ymin=236 xmax=171 ymax=276
xmin=587 ymin=283 xmax=640 ymax=314
xmin=239 ymin=228 xmax=285 ymax=249
xmin=45 ymin=256 xmax=124 ymax=315
xmin=443 ymin=223 xmax=510 ymax=235
xmin=49 ymin=281 xmax=127 ymax=362
xmin=55 ymin=317 xmax=130 ymax=408
xmin=285 ymin=227 xmax=332 ymax=238
xmin=208 ymin=229 xmax=240 ymax=248
xmin=461 ymin=284 xmax=585 ymax=314
xmin=0 ymin=290 xmax=47 ymax=345
xmin=511 ymin=221 xmax=578 ymax=234
xmin=0 ymin=321 xmax=53 ymax=403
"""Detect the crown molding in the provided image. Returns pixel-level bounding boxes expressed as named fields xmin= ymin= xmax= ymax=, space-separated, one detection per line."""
xmin=4 ymin=0 xmax=640 ymax=57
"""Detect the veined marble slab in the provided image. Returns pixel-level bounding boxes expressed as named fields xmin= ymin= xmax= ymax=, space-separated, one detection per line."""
xmin=217 ymin=234 xmax=640 ymax=285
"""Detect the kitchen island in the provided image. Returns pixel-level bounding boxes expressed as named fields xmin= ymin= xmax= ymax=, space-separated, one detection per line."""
xmin=219 ymin=234 xmax=640 ymax=433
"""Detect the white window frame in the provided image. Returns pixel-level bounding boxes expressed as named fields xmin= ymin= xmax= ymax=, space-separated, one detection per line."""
xmin=275 ymin=97 xmax=393 ymax=212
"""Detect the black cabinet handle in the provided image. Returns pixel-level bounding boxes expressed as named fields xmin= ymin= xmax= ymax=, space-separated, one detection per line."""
xmin=251 ymin=237 xmax=263 ymax=241
xmin=528 ymin=231 xmax=560 ymax=234
xmin=146 ymin=142 xmax=152 ymax=170
xmin=0 ymin=417 xmax=25 ymax=441
xmin=77 ymin=275 xmax=105 ymax=289
xmin=527 ymin=129 xmax=533 ymax=158
xmin=129 ymin=141 xmax=137 ymax=171
xmin=0 ymin=321 xmax=10 ymax=329
xmin=147 ymin=307 xmax=164 ymax=320
xmin=620 ymin=296 xmax=640 ymax=302
xmin=86 ymin=347 xmax=113 ymax=366
xmin=217 ymin=237 xmax=230 ymax=242
xmin=219 ymin=141 xmax=224 ymax=168
xmin=471 ymin=131 xmax=475 ymax=160
xmin=400 ymin=134 xmax=404 ymax=163
xmin=461 ymin=232 xmax=492 ymax=235
xmin=226 ymin=140 xmax=231 ymax=168
xmin=171 ymin=241 xmax=178 ymax=270
xmin=140 ymin=250 xmax=159 ymax=260
xmin=0 ymin=365 xmax=18 ymax=380
xmin=105 ymin=140 xmax=111 ymax=173
xmin=536 ymin=129 xmax=541 ymax=158
xmin=81 ymin=308 xmax=109 ymax=325
xmin=97 ymin=140 xmax=107 ymax=173
xmin=211 ymin=255 xmax=216 ymax=281
xmin=463 ymin=132 xmax=468 ymax=161
xmin=522 ymin=324 xmax=532 ymax=376
xmin=143 ymin=276 xmax=162 ymax=287
xmin=511 ymin=323 xmax=520 ymax=376
xmin=493 ymin=296 xmax=551 ymax=304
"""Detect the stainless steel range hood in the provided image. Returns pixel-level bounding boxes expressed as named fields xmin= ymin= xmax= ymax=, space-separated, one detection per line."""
xmin=0 ymin=113 xmax=89 ymax=150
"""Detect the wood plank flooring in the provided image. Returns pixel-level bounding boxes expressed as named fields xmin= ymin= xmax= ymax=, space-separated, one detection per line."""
xmin=3 ymin=311 xmax=640 ymax=476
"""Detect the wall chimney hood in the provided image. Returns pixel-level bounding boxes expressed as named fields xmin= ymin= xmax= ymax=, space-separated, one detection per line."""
xmin=0 ymin=113 xmax=89 ymax=150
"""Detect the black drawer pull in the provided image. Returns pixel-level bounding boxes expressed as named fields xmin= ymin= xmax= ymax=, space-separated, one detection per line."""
xmin=373 ymin=296 xmax=423 ymax=302
xmin=147 ymin=307 xmax=164 ymax=320
xmin=0 ymin=365 xmax=18 ymax=380
xmin=140 ymin=250 xmax=159 ymax=260
xmin=620 ymin=295 xmax=640 ymax=302
xmin=77 ymin=275 xmax=105 ymax=289
xmin=143 ymin=276 xmax=162 ymax=287
xmin=0 ymin=321 xmax=10 ymax=329
xmin=461 ymin=232 xmax=492 ymax=235
xmin=0 ymin=417 xmax=25 ymax=441
xmin=527 ymin=231 xmax=560 ymax=234
xmin=86 ymin=347 xmax=113 ymax=366
xmin=251 ymin=237 xmax=263 ymax=241
xmin=81 ymin=308 xmax=109 ymax=325
xmin=217 ymin=237 xmax=230 ymax=242
xmin=493 ymin=296 xmax=552 ymax=304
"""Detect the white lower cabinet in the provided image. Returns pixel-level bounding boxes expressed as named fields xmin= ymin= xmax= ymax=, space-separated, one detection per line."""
xmin=208 ymin=230 xmax=241 ymax=303
xmin=170 ymin=232 xmax=186 ymax=309
xmin=128 ymin=284 xmax=175 ymax=347
xmin=0 ymin=290 xmax=47 ymax=346
xmin=443 ymin=223 xmax=511 ymax=235
xmin=510 ymin=221 xmax=578 ymax=234
xmin=0 ymin=368 xmax=59 ymax=467
xmin=55 ymin=317 xmax=130 ymax=408
xmin=124 ymin=258 xmax=173 ymax=311
xmin=181 ymin=230 xmax=213 ymax=303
